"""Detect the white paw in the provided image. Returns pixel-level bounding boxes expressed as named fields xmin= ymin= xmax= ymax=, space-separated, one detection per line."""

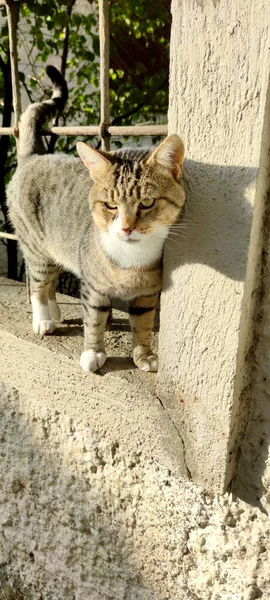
xmin=33 ymin=319 xmax=56 ymax=335
xmin=80 ymin=350 xmax=107 ymax=373
xmin=48 ymin=300 xmax=61 ymax=321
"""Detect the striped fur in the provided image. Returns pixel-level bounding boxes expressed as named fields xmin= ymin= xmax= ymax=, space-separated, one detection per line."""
xmin=7 ymin=66 xmax=185 ymax=372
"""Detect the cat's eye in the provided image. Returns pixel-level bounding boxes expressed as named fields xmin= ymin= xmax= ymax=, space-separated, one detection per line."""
xmin=139 ymin=198 xmax=155 ymax=209
xmin=104 ymin=201 xmax=118 ymax=210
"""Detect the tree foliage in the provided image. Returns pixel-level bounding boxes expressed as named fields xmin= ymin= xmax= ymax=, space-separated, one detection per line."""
xmin=109 ymin=0 xmax=170 ymax=124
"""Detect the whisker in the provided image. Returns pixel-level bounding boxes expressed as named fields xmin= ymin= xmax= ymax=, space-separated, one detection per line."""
xmin=168 ymin=229 xmax=189 ymax=235
xmin=170 ymin=222 xmax=192 ymax=228
xmin=169 ymin=226 xmax=189 ymax=230
xmin=171 ymin=219 xmax=191 ymax=224
xmin=166 ymin=237 xmax=188 ymax=243
xmin=164 ymin=239 xmax=180 ymax=246
xmin=169 ymin=228 xmax=190 ymax=232
xmin=167 ymin=232 xmax=189 ymax=239
xmin=162 ymin=239 xmax=185 ymax=251
xmin=168 ymin=229 xmax=188 ymax=235
xmin=152 ymin=234 xmax=188 ymax=246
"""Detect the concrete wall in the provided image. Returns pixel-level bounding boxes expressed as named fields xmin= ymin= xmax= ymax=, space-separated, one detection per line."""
xmin=157 ymin=0 xmax=270 ymax=492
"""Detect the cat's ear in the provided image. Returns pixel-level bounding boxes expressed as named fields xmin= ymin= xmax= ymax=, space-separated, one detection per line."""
xmin=76 ymin=142 xmax=112 ymax=181
xmin=147 ymin=134 xmax=184 ymax=179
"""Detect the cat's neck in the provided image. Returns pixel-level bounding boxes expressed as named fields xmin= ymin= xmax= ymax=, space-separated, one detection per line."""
xmin=98 ymin=227 xmax=169 ymax=269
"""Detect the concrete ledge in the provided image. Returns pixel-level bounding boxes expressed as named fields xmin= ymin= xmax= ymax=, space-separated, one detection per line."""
xmin=0 ymin=278 xmax=187 ymax=478
xmin=0 ymin=286 xmax=270 ymax=598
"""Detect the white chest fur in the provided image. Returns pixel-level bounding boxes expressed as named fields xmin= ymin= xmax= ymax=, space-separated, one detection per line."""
xmin=99 ymin=226 xmax=169 ymax=268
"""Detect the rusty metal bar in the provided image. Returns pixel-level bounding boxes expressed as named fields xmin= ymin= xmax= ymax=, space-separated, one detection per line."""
xmin=5 ymin=0 xmax=22 ymax=143
xmin=99 ymin=0 xmax=110 ymax=151
xmin=0 ymin=125 xmax=168 ymax=137
xmin=107 ymin=125 xmax=168 ymax=137
xmin=0 ymin=127 xmax=14 ymax=135
xmin=1 ymin=1 xmax=21 ymax=283
xmin=0 ymin=232 xmax=18 ymax=240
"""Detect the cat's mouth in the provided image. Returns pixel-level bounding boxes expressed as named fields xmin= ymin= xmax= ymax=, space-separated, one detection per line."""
xmin=116 ymin=233 xmax=142 ymax=243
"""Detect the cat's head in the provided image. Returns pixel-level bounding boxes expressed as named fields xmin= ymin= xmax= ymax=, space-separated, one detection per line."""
xmin=77 ymin=135 xmax=185 ymax=245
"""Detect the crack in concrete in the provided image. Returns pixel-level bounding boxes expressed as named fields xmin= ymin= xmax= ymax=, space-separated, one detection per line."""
xmin=156 ymin=394 xmax=192 ymax=480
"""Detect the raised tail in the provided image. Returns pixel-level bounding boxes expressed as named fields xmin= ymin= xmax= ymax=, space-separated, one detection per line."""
xmin=18 ymin=65 xmax=68 ymax=163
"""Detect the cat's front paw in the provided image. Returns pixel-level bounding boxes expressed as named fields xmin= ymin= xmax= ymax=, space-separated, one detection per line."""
xmin=134 ymin=353 xmax=158 ymax=372
xmin=80 ymin=349 xmax=107 ymax=373
xmin=33 ymin=319 xmax=56 ymax=335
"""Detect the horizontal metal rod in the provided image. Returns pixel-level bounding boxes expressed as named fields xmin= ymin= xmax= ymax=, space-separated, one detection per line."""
xmin=0 ymin=124 xmax=168 ymax=137
xmin=0 ymin=127 xmax=14 ymax=135
xmin=106 ymin=125 xmax=168 ymax=136
xmin=0 ymin=232 xmax=18 ymax=240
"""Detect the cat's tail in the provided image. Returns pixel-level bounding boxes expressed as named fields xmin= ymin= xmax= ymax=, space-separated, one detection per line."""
xmin=18 ymin=65 xmax=68 ymax=163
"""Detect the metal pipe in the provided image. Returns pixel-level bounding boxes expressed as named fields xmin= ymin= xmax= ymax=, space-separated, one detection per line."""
xmin=107 ymin=125 xmax=168 ymax=137
xmin=0 ymin=232 xmax=18 ymax=240
xmin=0 ymin=125 xmax=168 ymax=137
xmin=5 ymin=0 xmax=22 ymax=144
xmin=0 ymin=127 xmax=14 ymax=135
xmin=99 ymin=0 xmax=110 ymax=151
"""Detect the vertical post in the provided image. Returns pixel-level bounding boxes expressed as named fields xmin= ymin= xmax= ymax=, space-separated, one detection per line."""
xmin=5 ymin=0 xmax=22 ymax=143
xmin=4 ymin=0 xmax=21 ymax=282
xmin=99 ymin=0 xmax=110 ymax=151
xmin=157 ymin=0 xmax=270 ymax=493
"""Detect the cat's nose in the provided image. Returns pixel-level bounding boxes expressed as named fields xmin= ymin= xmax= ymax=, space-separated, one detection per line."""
xmin=121 ymin=227 xmax=133 ymax=236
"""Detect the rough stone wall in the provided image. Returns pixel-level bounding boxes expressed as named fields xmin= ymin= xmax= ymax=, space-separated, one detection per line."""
xmin=233 ymin=68 xmax=270 ymax=509
xmin=235 ymin=206 xmax=270 ymax=510
xmin=157 ymin=0 xmax=270 ymax=491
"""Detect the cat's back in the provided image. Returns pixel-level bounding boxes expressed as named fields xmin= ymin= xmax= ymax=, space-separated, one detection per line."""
xmin=8 ymin=153 xmax=89 ymax=207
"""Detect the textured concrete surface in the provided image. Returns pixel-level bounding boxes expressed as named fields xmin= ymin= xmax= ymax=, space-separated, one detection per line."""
xmin=234 ymin=194 xmax=270 ymax=511
xmin=232 ymin=59 xmax=270 ymax=509
xmin=0 ymin=378 xmax=270 ymax=600
xmin=0 ymin=278 xmax=186 ymax=479
xmin=157 ymin=0 xmax=270 ymax=491
xmin=1 ymin=278 xmax=270 ymax=599
xmin=234 ymin=229 xmax=270 ymax=512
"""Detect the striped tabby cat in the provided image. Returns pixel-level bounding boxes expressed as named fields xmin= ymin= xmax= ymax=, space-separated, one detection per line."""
xmin=7 ymin=66 xmax=185 ymax=373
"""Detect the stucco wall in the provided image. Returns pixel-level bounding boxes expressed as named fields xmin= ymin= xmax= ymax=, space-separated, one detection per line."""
xmin=234 ymin=209 xmax=270 ymax=510
xmin=157 ymin=0 xmax=270 ymax=492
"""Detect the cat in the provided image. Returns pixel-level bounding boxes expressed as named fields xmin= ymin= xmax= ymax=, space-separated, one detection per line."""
xmin=7 ymin=66 xmax=185 ymax=373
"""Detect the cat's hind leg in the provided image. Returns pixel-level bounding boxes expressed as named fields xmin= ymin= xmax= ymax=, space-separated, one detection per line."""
xmin=27 ymin=259 xmax=60 ymax=335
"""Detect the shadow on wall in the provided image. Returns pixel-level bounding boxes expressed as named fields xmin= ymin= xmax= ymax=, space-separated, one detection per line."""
xmin=161 ymin=157 xmax=270 ymax=510
xmin=164 ymin=159 xmax=256 ymax=284
xmin=232 ymin=193 xmax=270 ymax=511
